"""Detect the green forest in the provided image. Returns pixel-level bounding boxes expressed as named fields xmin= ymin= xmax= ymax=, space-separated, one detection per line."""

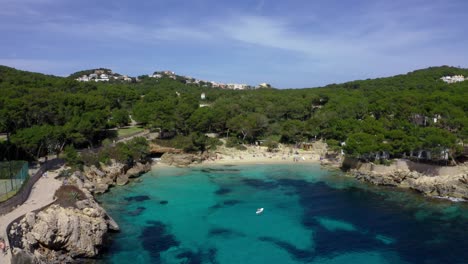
xmin=1 ymin=65 xmax=467 ymax=164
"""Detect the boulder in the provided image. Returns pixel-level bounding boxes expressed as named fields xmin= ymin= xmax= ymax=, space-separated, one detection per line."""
xmin=116 ymin=174 xmax=129 ymax=186
xmin=125 ymin=162 xmax=151 ymax=178
xmin=94 ymin=183 xmax=109 ymax=194
xmin=18 ymin=202 xmax=110 ymax=262
xmin=161 ymin=153 xmax=204 ymax=166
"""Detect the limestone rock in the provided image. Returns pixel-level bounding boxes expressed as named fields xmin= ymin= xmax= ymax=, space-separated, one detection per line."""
xmin=94 ymin=183 xmax=109 ymax=194
xmin=345 ymin=158 xmax=468 ymax=200
xmin=116 ymin=174 xmax=129 ymax=186
xmin=19 ymin=204 xmax=109 ymax=261
xmin=125 ymin=162 xmax=151 ymax=178
xmin=82 ymin=160 xmax=147 ymax=193
xmin=161 ymin=153 xmax=203 ymax=166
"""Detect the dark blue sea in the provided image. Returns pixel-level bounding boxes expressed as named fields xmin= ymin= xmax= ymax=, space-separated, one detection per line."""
xmin=97 ymin=164 xmax=468 ymax=264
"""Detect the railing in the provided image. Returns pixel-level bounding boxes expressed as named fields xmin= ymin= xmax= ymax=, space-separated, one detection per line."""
xmin=0 ymin=159 xmax=62 ymax=216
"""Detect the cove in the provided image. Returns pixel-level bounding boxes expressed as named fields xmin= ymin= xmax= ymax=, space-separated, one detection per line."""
xmin=97 ymin=164 xmax=468 ymax=264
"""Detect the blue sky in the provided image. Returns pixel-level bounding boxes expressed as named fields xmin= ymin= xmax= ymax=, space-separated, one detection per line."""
xmin=1 ymin=0 xmax=467 ymax=88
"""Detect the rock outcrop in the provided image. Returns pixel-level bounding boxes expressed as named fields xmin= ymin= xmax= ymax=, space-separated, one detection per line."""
xmin=160 ymin=153 xmax=205 ymax=166
xmin=82 ymin=161 xmax=151 ymax=193
xmin=344 ymin=157 xmax=468 ymax=200
xmin=10 ymin=175 xmax=118 ymax=263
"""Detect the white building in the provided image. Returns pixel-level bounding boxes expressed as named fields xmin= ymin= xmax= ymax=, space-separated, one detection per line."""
xmin=227 ymin=83 xmax=248 ymax=90
xmin=150 ymin=74 xmax=163 ymax=78
xmin=440 ymin=75 xmax=465 ymax=83
xmin=257 ymin=83 xmax=271 ymax=88
xmin=76 ymin=75 xmax=89 ymax=82
xmin=201 ymin=93 xmax=206 ymax=100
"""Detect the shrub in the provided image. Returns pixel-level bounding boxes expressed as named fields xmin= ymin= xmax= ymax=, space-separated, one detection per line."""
xmin=54 ymin=185 xmax=86 ymax=208
xmin=206 ymin=137 xmax=223 ymax=150
xmin=265 ymin=139 xmax=279 ymax=152
xmin=80 ymin=150 xmax=100 ymax=168
xmin=63 ymin=145 xmax=82 ymax=169
xmin=226 ymin=137 xmax=241 ymax=148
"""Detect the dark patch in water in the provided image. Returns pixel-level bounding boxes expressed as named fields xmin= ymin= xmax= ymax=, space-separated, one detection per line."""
xmin=201 ymin=168 xmax=240 ymax=173
xmin=209 ymin=228 xmax=243 ymax=238
xmin=215 ymin=187 xmax=231 ymax=195
xmin=128 ymin=206 xmax=146 ymax=216
xmin=258 ymin=236 xmax=313 ymax=261
xmin=176 ymin=248 xmax=218 ymax=264
xmin=140 ymin=221 xmax=180 ymax=263
xmin=176 ymin=250 xmax=202 ymax=264
xmin=223 ymin=199 xmax=241 ymax=206
xmin=209 ymin=200 xmax=242 ymax=210
xmin=242 ymin=178 xmax=279 ymax=190
xmin=124 ymin=195 xmax=150 ymax=202
xmin=159 ymin=200 xmax=168 ymax=205
xmin=206 ymin=248 xmax=219 ymax=264
xmin=276 ymin=178 xmax=468 ymax=264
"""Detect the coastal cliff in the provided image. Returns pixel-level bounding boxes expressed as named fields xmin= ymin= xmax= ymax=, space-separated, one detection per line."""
xmin=343 ymin=157 xmax=468 ymax=200
xmin=82 ymin=161 xmax=151 ymax=194
xmin=8 ymin=160 xmax=150 ymax=263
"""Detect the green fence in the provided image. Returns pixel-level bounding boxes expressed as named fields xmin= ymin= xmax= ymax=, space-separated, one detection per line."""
xmin=0 ymin=161 xmax=29 ymax=201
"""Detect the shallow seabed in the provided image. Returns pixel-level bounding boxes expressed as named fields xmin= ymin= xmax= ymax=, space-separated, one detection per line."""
xmin=97 ymin=164 xmax=468 ymax=264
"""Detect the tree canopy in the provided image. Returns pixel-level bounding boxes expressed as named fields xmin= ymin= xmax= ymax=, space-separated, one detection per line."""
xmin=1 ymin=65 xmax=467 ymax=162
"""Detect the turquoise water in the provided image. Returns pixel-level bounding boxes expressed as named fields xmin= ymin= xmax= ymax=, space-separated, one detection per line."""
xmin=97 ymin=164 xmax=468 ymax=264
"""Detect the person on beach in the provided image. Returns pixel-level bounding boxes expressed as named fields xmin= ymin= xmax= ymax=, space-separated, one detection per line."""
xmin=0 ymin=238 xmax=7 ymax=255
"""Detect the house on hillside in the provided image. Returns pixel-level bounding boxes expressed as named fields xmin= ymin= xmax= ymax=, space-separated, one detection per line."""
xmin=151 ymin=73 xmax=163 ymax=78
xmin=257 ymin=83 xmax=271 ymax=89
xmin=76 ymin=75 xmax=89 ymax=82
xmin=201 ymin=93 xmax=206 ymax=100
xmin=95 ymin=74 xmax=109 ymax=82
xmin=440 ymin=75 xmax=465 ymax=83
xmin=227 ymin=83 xmax=248 ymax=90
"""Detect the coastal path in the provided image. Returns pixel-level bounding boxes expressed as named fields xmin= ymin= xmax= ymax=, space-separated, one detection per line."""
xmin=0 ymin=167 xmax=63 ymax=263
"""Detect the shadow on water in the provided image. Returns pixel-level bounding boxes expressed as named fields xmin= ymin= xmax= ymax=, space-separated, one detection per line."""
xmin=208 ymin=227 xmax=244 ymax=238
xmin=215 ymin=187 xmax=231 ymax=195
xmin=273 ymin=178 xmax=468 ymax=264
xmin=124 ymin=195 xmax=150 ymax=202
xmin=140 ymin=221 xmax=180 ymax=263
xmin=258 ymin=236 xmax=314 ymax=262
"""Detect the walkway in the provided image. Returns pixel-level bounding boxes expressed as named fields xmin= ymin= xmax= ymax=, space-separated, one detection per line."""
xmin=0 ymin=170 xmax=62 ymax=263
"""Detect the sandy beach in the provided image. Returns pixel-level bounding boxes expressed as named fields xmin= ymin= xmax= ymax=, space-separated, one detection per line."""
xmin=153 ymin=144 xmax=326 ymax=167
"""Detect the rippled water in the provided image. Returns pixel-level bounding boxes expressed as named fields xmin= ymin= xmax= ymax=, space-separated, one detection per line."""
xmin=96 ymin=164 xmax=468 ymax=264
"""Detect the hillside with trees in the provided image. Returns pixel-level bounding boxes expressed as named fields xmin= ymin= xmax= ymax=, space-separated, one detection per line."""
xmin=1 ymin=65 xmax=467 ymax=164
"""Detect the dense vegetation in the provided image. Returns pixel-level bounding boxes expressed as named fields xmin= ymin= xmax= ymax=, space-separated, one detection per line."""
xmin=1 ymin=65 xmax=467 ymax=164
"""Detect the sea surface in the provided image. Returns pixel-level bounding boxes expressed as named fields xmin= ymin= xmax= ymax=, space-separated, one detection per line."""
xmin=96 ymin=164 xmax=468 ymax=264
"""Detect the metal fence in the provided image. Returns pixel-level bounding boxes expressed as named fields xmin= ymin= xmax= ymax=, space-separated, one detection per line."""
xmin=0 ymin=161 xmax=29 ymax=201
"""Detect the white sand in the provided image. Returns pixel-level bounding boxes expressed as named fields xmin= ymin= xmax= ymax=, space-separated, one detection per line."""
xmin=152 ymin=145 xmax=325 ymax=167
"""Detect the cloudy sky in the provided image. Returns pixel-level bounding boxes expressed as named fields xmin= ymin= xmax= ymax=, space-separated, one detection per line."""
xmin=1 ymin=0 xmax=467 ymax=88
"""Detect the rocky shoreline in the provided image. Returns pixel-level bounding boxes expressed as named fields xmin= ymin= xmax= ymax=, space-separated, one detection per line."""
xmin=340 ymin=157 xmax=468 ymax=201
xmin=8 ymin=160 xmax=151 ymax=264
